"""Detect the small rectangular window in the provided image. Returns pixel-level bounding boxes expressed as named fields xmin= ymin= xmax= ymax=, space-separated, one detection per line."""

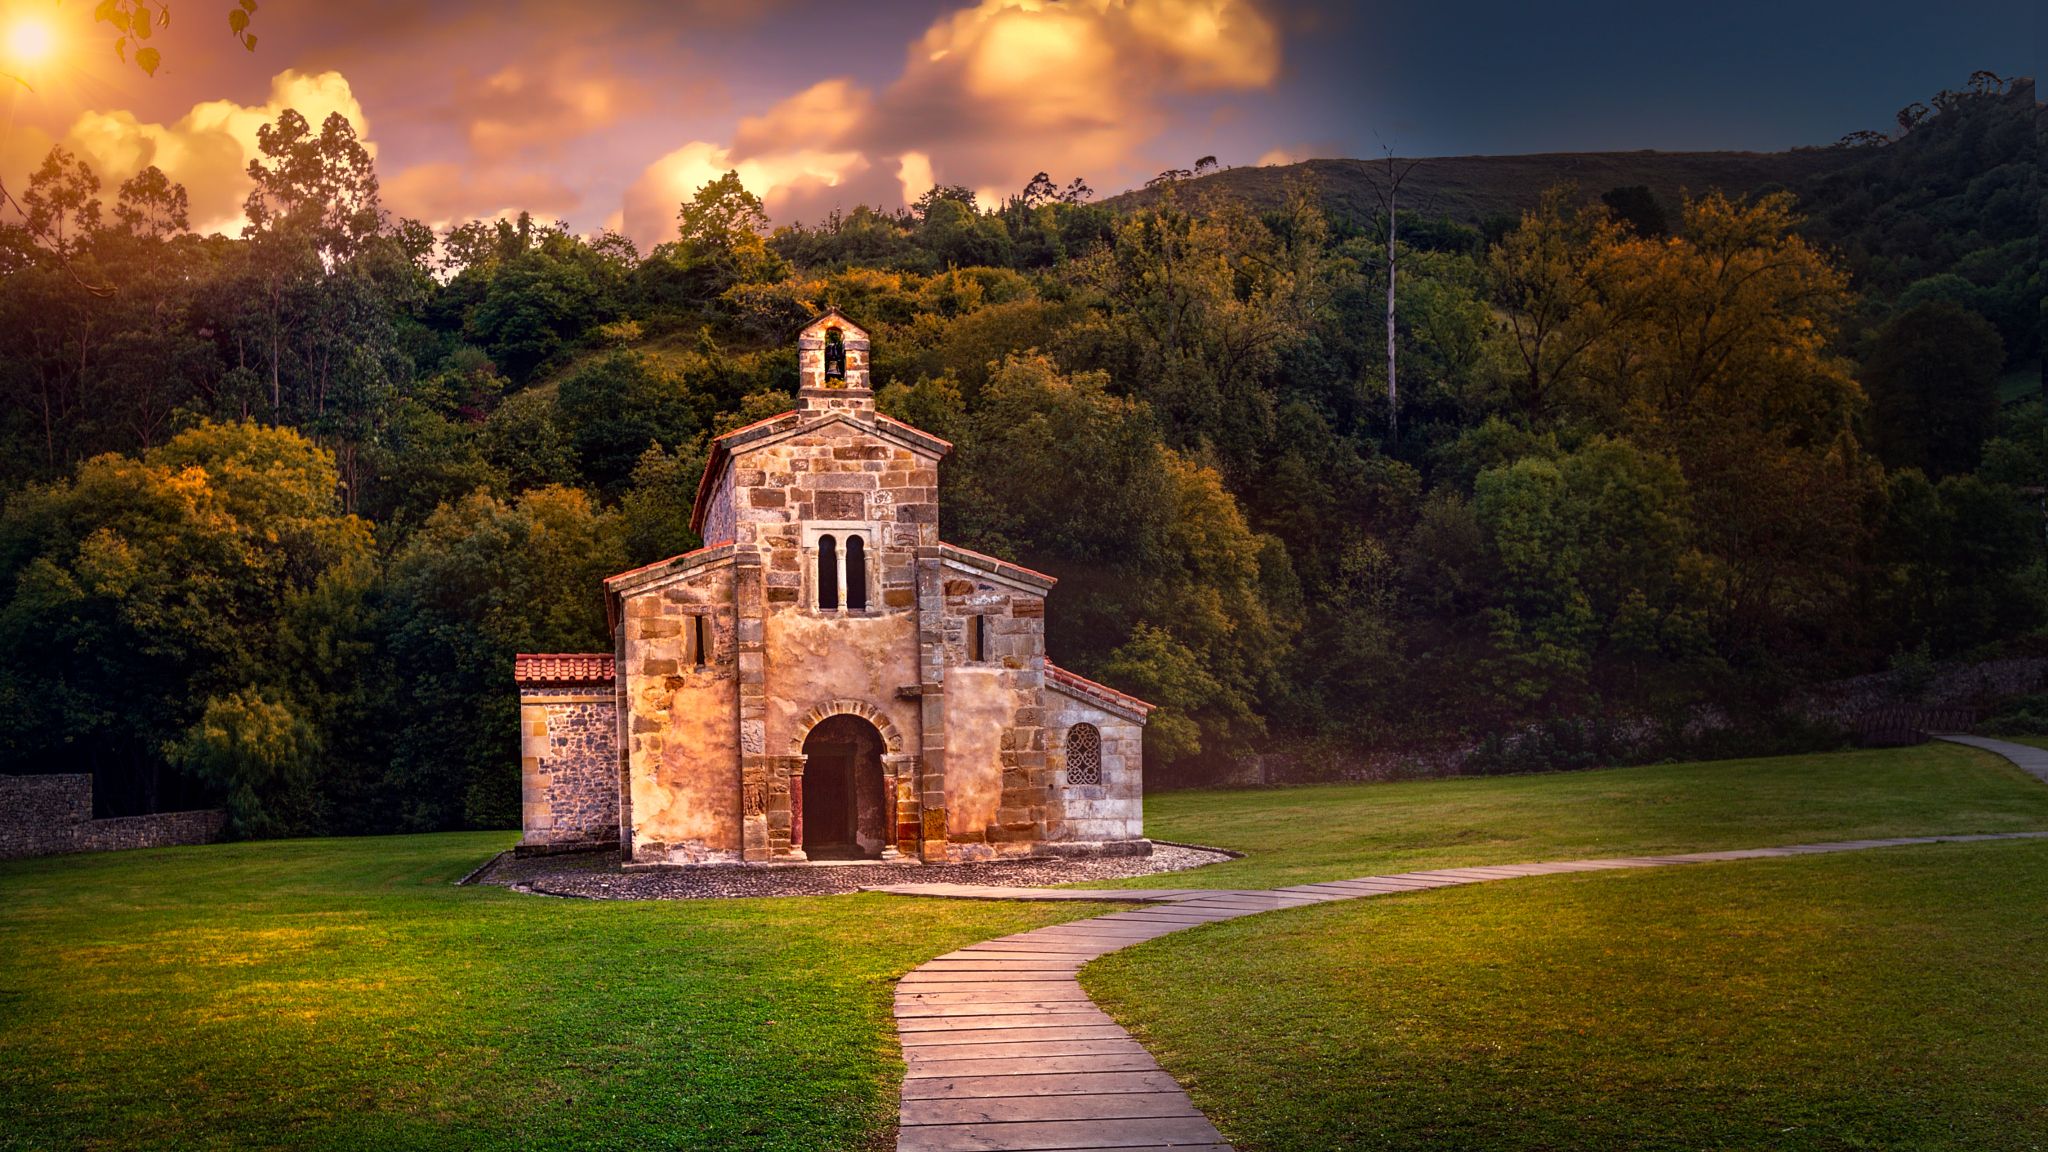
xmin=692 ymin=615 xmax=708 ymax=667
xmin=968 ymin=615 xmax=985 ymax=662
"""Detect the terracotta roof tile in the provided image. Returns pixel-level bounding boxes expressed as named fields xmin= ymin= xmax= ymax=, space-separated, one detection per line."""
xmin=939 ymin=542 xmax=1058 ymax=587
xmin=514 ymin=653 xmax=615 ymax=687
xmin=710 ymin=409 xmax=800 ymax=443
xmin=878 ymin=412 xmax=953 ymax=449
xmin=1046 ymin=662 xmax=1155 ymax=718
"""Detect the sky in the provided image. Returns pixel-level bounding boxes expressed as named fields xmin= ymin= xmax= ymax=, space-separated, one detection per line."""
xmin=0 ymin=0 xmax=2036 ymax=248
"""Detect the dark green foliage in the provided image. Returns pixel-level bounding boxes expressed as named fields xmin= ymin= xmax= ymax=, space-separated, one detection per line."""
xmin=378 ymin=488 xmax=624 ymax=830
xmin=554 ymin=352 xmax=712 ymax=497
xmin=1863 ymin=301 xmax=2007 ymax=476
xmin=0 ymin=78 xmax=2037 ymax=830
xmin=0 ymin=421 xmax=373 ymax=826
xmin=1599 ymin=184 xmax=1669 ymax=237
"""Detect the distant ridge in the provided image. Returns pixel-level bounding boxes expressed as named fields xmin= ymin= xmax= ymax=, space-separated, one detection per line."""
xmin=1104 ymin=149 xmax=1868 ymax=227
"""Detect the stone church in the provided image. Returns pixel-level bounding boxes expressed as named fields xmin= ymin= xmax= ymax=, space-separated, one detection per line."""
xmin=514 ymin=311 xmax=1152 ymax=866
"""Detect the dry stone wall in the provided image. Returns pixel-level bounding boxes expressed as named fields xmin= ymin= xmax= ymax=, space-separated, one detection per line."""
xmin=517 ymin=688 xmax=620 ymax=854
xmin=0 ymin=774 xmax=223 ymax=860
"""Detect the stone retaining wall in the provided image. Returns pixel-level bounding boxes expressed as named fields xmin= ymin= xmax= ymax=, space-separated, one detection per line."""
xmin=74 ymin=810 xmax=228 ymax=853
xmin=0 ymin=774 xmax=225 ymax=860
xmin=1212 ymin=657 xmax=2048 ymax=788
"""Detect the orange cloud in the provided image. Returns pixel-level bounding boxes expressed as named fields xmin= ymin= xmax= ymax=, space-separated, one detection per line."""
xmin=382 ymin=162 xmax=583 ymax=229
xmin=450 ymin=54 xmax=645 ymax=161
xmin=621 ymin=139 xmax=874 ymax=249
xmin=47 ymin=70 xmax=372 ymax=236
xmin=617 ymin=0 xmax=1282 ymax=246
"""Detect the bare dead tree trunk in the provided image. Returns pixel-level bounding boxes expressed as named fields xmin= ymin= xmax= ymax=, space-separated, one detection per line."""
xmin=1364 ymin=150 xmax=1421 ymax=447
xmin=1386 ymin=179 xmax=1398 ymax=443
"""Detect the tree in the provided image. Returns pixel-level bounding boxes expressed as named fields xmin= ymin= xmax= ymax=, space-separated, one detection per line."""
xmin=114 ymin=166 xmax=190 ymax=239
xmin=1486 ymin=186 xmax=1631 ymax=419
xmin=380 ymin=487 xmax=624 ymax=829
xmin=74 ymin=0 xmax=261 ymax=78
xmin=1076 ymin=180 xmax=1326 ymax=475
xmin=1862 ymin=301 xmax=2005 ymax=477
xmin=0 ymin=421 xmax=373 ymax=820
xmin=657 ymin=172 xmax=786 ymax=306
xmin=464 ymin=237 xmax=622 ymax=383
xmin=1599 ymin=185 xmax=1669 ymax=238
xmin=555 ymin=352 xmax=713 ymax=496
xmin=243 ymin=109 xmax=383 ymax=261
xmin=911 ymin=184 xmax=978 ymax=221
xmin=1470 ymin=437 xmax=1705 ymax=712
xmin=620 ymin=440 xmax=707 ymax=565
xmin=931 ymin=354 xmax=1295 ymax=769
xmin=679 ymin=170 xmax=771 ymax=252
xmin=917 ymin=197 xmax=1014 ymax=269
xmin=1362 ymin=153 xmax=1422 ymax=442
xmin=19 ymin=147 xmax=102 ymax=257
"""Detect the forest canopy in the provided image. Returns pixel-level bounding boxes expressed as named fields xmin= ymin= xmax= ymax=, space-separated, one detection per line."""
xmin=0 ymin=78 xmax=2039 ymax=834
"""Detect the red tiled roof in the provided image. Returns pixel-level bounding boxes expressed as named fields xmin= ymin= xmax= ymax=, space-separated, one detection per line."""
xmin=939 ymin=542 xmax=1057 ymax=587
xmin=878 ymin=412 xmax=953 ymax=449
xmin=514 ymin=653 xmax=615 ymax=687
xmin=603 ymin=542 xmax=730 ymax=588
xmin=1046 ymin=662 xmax=1155 ymax=718
xmin=711 ymin=409 xmax=800 ymax=443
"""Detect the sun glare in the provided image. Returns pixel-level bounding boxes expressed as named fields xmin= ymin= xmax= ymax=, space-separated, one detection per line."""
xmin=6 ymin=14 xmax=56 ymax=65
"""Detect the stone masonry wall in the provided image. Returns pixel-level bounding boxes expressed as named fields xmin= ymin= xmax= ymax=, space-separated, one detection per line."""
xmin=1044 ymin=695 xmax=1144 ymax=847
xmin=518 ymin=688 xmax=620 ymax=854
xmin=939 ymin=560 xmax=1049 ymax=860
xmin=728 ymin=403 xmax=940 ymax=860
xmin=618 ymin=557 xmax=742 ymax=865
xmin=0 ymin=774 xmax=223 ymax=860
xmin=76 ymin=810 xmax=228 ymax=853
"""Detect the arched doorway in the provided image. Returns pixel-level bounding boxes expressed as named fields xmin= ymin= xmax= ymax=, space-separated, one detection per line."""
xmin=800 ymin=714 xmax=887 ymax=860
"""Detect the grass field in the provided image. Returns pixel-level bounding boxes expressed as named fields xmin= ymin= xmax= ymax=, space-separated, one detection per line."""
xmin=1084 ymin=839 xmax=2048 ymax=1151
xmin=0 ymin=834 xmax=1112 ymax=1152
xmin=1081 ymin=740 xmax=2048 ymax=1151
xmin=3 ymin=742 xmax=2044 ymax=1150
xmin=1114 ymin=741 xmax=2048 ymax=889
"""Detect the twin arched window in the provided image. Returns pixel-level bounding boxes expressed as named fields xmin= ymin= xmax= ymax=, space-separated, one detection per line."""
xmin=1065 ymin=723 xmax=1102 ymax=786
xmin=816 ymin=533 xmax=867 ymax=611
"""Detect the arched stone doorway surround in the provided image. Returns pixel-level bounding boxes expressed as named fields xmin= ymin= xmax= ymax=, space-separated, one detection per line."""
xmin=790 ymin=700 xmax=913 ymax=860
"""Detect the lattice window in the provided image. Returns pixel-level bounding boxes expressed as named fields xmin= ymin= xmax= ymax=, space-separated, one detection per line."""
xmin=1065 ymin=723 xmax=1102 ymax=786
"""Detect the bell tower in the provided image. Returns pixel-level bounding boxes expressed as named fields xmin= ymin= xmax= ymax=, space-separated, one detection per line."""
xmin=796 ymin=308 xmax=873 ymax=416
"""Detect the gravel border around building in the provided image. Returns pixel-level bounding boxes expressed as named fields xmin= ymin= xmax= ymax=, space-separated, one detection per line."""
xmin=473 ymin=842 xmax=1235 ymax=900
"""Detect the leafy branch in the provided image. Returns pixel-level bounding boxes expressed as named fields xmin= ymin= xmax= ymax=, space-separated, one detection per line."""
xmin=89 ymin=0 xmax=259 ymax=76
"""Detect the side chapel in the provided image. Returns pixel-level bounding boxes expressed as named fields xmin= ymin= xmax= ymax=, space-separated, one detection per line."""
xmin=513 ymin=311 xmax=1152 ymax=866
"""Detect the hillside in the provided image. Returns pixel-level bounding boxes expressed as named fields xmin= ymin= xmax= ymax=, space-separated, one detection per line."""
xmin=1105 ymin=148 xmax=1866 ymax=228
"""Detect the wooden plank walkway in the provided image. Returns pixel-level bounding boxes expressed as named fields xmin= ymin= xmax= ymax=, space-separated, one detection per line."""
xmin=877 ymin=823 xmax=2048 ymax=1151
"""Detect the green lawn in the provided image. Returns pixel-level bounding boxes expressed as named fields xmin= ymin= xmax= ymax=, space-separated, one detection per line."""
xmin=1119 ymin=742 xmax=2048 ymax=888
xmin=1084 ymin=839 xmax=2048 ymax=1151
xmin=1080 ymin=741 xmax=2048 ymax=1150
xmin=0 ymin=833 xmax=1112 ymax=1152
xmin=5 ymin=743 xmax=2045 ymax=1150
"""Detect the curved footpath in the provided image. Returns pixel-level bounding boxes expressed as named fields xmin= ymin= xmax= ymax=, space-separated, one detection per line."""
xmin=867 ymin=734 xmax=2048 ymax=1152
